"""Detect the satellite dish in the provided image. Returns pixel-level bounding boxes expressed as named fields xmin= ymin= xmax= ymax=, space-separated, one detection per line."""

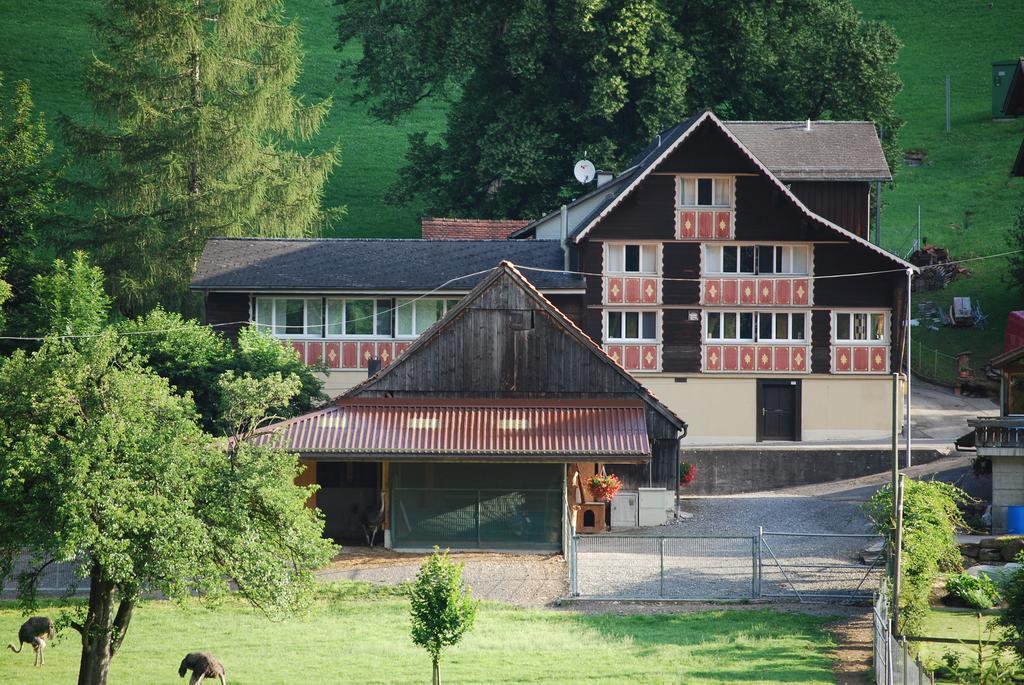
xmin=574 ymin=159 xmax=596 ymax=184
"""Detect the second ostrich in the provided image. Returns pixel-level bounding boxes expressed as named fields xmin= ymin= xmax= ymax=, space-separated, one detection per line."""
xmin=7 ymin=616 xmax=56 ymax=667
xmin=179 ymin=652 xmax=227 ymax=685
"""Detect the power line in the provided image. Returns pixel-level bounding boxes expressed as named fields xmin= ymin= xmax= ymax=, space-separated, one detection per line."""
xmin=1 ymin=246 xmax=1018 ymax=342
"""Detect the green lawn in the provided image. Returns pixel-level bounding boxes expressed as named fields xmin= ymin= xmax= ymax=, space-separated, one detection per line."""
xmin=855 ymin=0 xmax=1024 ymax=379
xmin=0 ymin=583 xmax=837 ymax=684
xmin=0 ymin=0 xmax=447 ymax=238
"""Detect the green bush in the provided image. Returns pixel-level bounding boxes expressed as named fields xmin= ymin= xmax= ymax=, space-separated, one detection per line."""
xmin=864 ymin=479 xmax=968 ymax=635
xmin=945 ymin=573 xmax=1002 ymax=609
xmin=996 ymin=555 xmax=1024 ymax=665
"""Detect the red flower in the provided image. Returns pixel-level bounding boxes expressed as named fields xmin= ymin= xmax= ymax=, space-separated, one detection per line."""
xmin=680 ymin=462 xmax=697 ymax=485
xmin=586 ymin=474 xmax=622 ymax=501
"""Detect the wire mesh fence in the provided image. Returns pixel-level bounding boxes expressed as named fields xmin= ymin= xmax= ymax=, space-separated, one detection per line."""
xmin=910 ymin=339 xmax=959 ymax=386
xmin=570 ymin=534 xmax=757 ymax=600
xmin=873 ymin=591 xmax=934 ymax=685
xmin=1 ymin=556 xmax=88 ymax=596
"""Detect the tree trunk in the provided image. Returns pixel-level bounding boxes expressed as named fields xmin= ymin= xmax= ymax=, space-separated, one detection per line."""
xmin=189 ymin=0 xmax=202 ymax=197
xmin=75 ymin=565 xmax=136 ymax=685
xmin=432 ymin=659 xmax=439 ymax=685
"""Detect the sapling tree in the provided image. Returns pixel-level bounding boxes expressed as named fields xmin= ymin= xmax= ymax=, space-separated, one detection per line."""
xmin=409 ymin=547 xmax=478 ymax=685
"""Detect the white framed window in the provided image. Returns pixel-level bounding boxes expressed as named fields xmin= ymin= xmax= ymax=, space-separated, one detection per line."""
xmin=705 ymin=311 xmax=755 ymax=342
xmin=395 ymin=298 xmax=460 ymax=337
xmin=605 ymin=310 xmax=658 ymax=342
xmin=757 ymin=312 xmax=808 ymax=342
xmin=326 ymin=298 xmax=394 ymax=337
xmin=254 ymin=297 xmax=323 ymax=337
xmin=606 ymin=243 xmax=658 ymax=274
xmin=833 ymin=311 xmax=888 ymax=343
xmin=679 ymin=176 xmax=732 ymax=208
xmin=756 ymin=245 xmax=809 ymax=275
xmin=704 ymin=244 xmax=809 ymax=275
xmin=704 ymin=245 xmax=755 ymax=274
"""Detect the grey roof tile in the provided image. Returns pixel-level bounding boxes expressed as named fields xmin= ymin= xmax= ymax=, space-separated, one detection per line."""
xmin=191 ymin=238 xmax=582 ymax=291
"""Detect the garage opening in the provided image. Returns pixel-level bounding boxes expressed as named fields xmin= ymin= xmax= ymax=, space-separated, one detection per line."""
xmin=390 ymin=463 xmax=563 ymax=551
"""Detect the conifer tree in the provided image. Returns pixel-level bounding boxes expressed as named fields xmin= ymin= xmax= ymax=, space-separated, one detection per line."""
xmin=62 ymin=0 xmax=341 ymax=314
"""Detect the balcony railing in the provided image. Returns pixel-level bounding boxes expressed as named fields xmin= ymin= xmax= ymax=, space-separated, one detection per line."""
xmin=968 ymin=417 xmax=1024 ymax=450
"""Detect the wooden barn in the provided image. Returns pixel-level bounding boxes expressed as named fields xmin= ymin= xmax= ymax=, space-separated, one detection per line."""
xmin=257 ymin=262 xmax=685 ymax=551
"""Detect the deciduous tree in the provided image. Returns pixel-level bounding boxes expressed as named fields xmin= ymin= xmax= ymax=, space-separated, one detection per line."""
xmin=62 ymin=0 xmax=342 ymax=315
xmin=0 ymin=262 xmax=335 ymax=685
xmin=336 ymin=0 xmax=902 ymax=217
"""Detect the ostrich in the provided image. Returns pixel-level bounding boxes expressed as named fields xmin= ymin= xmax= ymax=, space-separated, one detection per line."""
xmin=362 ymin=497 xmax=386 ymax=547
xmin=7 ymin=616 xmax=56 ymax=667
xmin=178 ymin=652 xmax=227 ymax=685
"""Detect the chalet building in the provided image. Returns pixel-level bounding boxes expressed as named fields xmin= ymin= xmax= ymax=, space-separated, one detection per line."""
xmin=512 ymin=111 xmax=914 ymax=444
xmin=193 ymin=110 xmax=916 ymax=516
xmin=255 ymin=263 xmax=685 ymax=550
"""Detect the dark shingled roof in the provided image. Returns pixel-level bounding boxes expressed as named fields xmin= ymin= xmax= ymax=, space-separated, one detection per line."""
xmin=190 ymin=238 xmax=582 ymax=291
xmin=725 ymin=120 xmax=892 ymax=181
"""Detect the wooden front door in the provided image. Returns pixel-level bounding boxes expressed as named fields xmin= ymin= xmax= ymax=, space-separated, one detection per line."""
xmin=758 ymin=380 xmax=800 ymax=441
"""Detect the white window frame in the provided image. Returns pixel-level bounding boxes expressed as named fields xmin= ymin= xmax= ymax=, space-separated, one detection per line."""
xmin=832 ymin=311 xmax=889 ymax=344
xmin=703 ymin=243 xmax=810 ymax=276
xmin=756 ymin=311 xmax=809 ymax=343
xmin=604 ymin=310 xmax=660 ymax=343
xmin=605 ymin=243 xmax=660 ymax=275
xmin=395 ymin=298 xmax=460 ymax=338
xmin=325 ymin=298 xmax=395 ymax=339
xmin=253 ymin=297 xmax=323 ymax=339
xmin=703 ymin=311 xmax=755 ymax=342
xmin=677 ymin=175 xmax=734 ymax=209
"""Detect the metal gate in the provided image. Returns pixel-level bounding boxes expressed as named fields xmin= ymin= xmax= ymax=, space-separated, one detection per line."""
xmin=757 ymin=529 xmax=883 ymax=603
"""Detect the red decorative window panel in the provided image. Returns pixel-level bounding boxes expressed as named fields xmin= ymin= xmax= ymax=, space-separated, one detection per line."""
xmin=676 ymin=209 xmax=734 ymax=241
xmin=704 ymin=344 xmax=811 ymax=374
xmin=832 ymin=345 xmax=889 ymax=374
xmin=604 ymin=344 xmax=661 ymax=372
xmin=700 ymin=277 xmax=813 ymax=307
xmin=604 ymin=276 xmax=660 ymax=305
xmin=282 ymin=340 xmax=410 ymax=371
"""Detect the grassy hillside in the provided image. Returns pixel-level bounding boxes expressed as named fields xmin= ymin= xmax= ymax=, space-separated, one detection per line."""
xmin=0 ymin=0 xmax=446 ymax=238
xmin=856 ymin=0 xmax=1024 ymax=378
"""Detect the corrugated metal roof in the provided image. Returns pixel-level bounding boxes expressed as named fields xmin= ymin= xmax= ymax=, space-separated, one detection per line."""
xmin=255 ymin=398 xmax=651 ymax=459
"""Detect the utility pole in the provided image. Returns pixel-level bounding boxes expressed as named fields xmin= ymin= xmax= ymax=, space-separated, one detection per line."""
xmin=889 ymin=372 xmax=899 ymax=582
xmin=891 ymin=474 xmax=906 ymax=637
xmin=905 ymin=268 xmax=913 ymax=468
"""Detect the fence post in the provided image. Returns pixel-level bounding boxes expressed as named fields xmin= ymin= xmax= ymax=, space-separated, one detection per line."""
xmin=756 ymin=527 xmax=764 ymax=598
xmin=659 ymin=537 xmax=665 ymax=598
xmin=569 ymin=534 xmax=578 ymax=597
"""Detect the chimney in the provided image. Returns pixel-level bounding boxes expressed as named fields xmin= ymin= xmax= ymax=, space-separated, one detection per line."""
xmin=596 ymin=170 xmax=613 ymax=187
xmin=805 ymin=119 xmax=811 ymax=131
xmin=367 ymin=358 xmax=381 ymax=377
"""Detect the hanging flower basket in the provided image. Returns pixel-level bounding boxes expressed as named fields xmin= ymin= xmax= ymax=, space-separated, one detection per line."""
xmin=586 ymin=474 xmax=622 ymax=502
xmin=679 ymin=462 xmax=697 ymax=486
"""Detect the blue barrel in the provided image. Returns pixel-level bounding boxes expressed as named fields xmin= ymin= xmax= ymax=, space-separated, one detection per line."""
xmin=1008 ymin=506 xmax=1024 ymax=535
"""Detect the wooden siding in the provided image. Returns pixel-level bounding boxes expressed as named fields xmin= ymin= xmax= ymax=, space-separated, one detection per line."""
xmin=588 ymin=174 xmax=676 ymax=241
xmin=580 ymin=242 xmax=604 ymax=342
xmin=790 ymin=181 xmax=870 ymax=239
xmin=608 ymin=439 xmax=680 ymax=491
xmin=662 ymin=309 xmax=702 ymax=373
xmin=811 ymin=310 xmax=832 ymax=373
xmin=658 ymin=120 xmax=758 ymax=174
xmin=203 ymin=291 xmax=249 ymax=340
xmin=813 ymin=243 xmax=897 ymax=307
xmin=661 ymin=243 xmax=701 ymax=303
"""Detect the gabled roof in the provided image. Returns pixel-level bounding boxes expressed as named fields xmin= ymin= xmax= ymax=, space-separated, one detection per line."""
xmin=421 ymin=217 xmax=529 ymax=240
xmin=725 ymin=121 xmax=892 ymax=181
xmin=190 ymin=238 xmax=582 ymax=292
xmin=571 ymin=111 xmax=915 ymax=271
xmin=1002 ymin=58 xmax=1024 ymax=116
xmin=346 ymin=260 xmax=686 ymax=432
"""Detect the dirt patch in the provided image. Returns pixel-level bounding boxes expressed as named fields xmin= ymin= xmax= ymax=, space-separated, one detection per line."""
xmin=829 ymin=611 xmax=874 ymax=685
xmin=324 ymin=546 xmax=560 ymax=571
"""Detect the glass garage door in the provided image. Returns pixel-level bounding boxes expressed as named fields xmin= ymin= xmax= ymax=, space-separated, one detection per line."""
xmin=390 ymin=463 xmax=563 ymax=551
